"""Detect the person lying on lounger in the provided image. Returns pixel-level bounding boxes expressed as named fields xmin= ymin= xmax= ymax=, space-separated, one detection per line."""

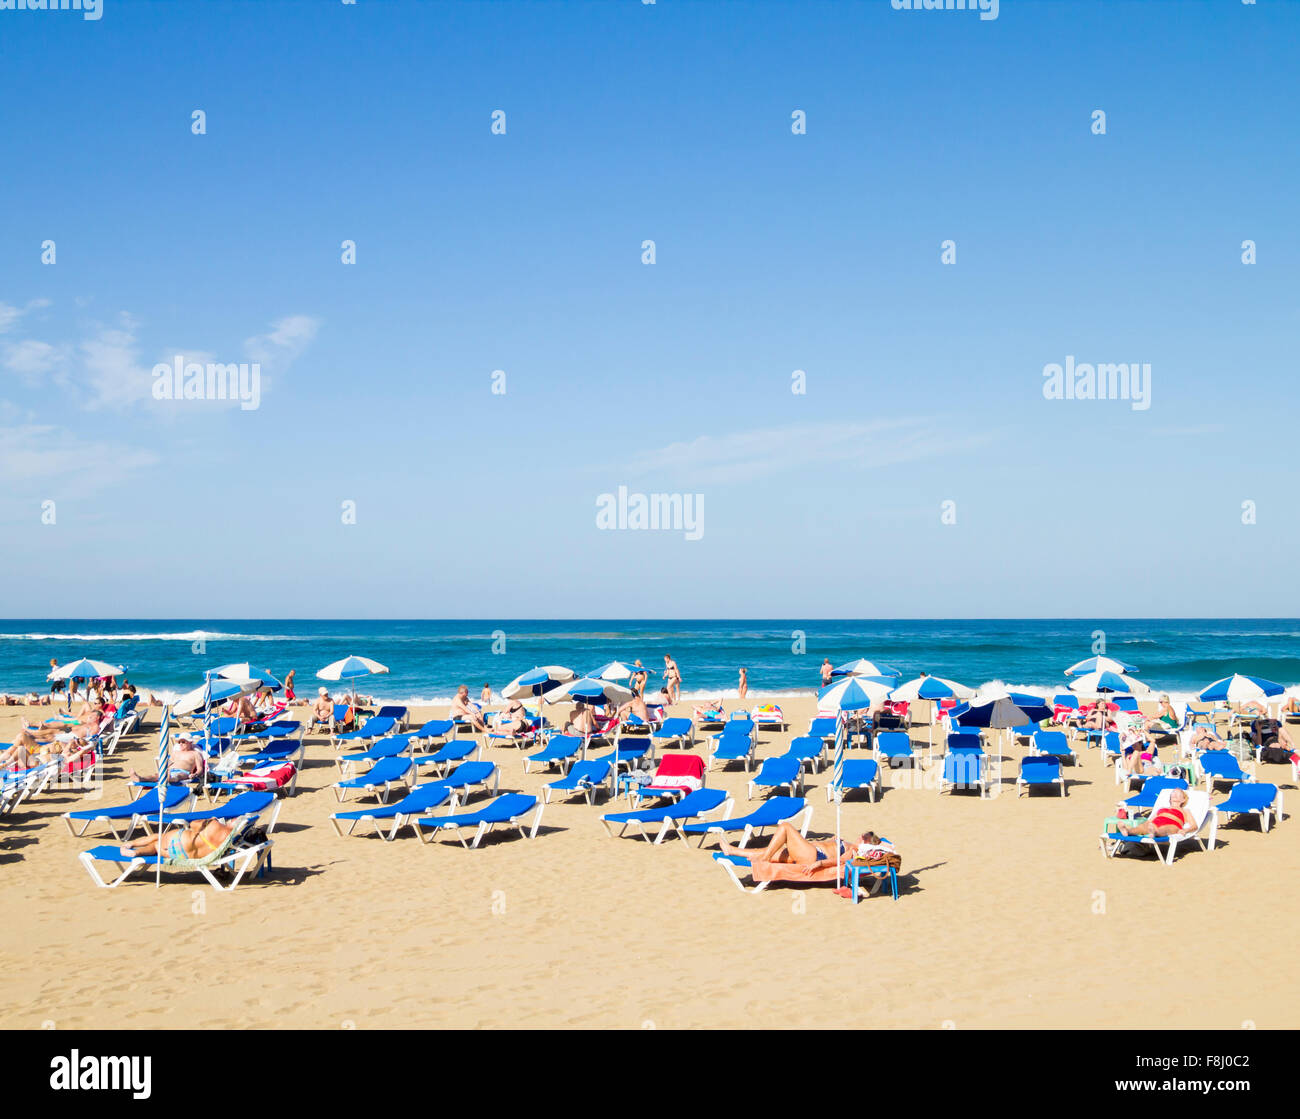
xmin=1187 ymin=724 xmax=1224 ymax=751
xmin=720 ymin=822 xmax=865 ymax=874
xmin=1116 ymin=787 xmax=1192 ymax=837
xmin=118 ymin=817 xmax=236 ymax=862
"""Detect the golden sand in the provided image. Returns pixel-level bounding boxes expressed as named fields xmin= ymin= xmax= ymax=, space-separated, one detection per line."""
xmin=1 ymin=696 xmax=1294 ymax=1029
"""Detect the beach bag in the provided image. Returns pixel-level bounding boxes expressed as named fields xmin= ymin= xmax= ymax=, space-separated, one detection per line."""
xmin=1259 ymin=745 xmax=1292 ymax=765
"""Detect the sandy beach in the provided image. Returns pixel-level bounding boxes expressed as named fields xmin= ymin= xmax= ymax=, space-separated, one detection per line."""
xmin=2 ymin=694 xmax=1295 ymax=1030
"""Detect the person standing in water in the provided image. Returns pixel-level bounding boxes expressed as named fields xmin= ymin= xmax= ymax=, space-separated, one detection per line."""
xmin=738 ymin=667 xmax=748 ymax=700
xmin=820 ymin=658 xmax=833 ymax=688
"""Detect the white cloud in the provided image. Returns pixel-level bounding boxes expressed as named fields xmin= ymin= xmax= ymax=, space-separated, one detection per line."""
xmin=80 ymin=313 xmax=151 ymax=409
xmin=625 ymin=419 xmax=996 ymax=486
xmin=0 ymin=423 xmax=158 ymax=495
xmin=3 ymin=339 xmax=72 ymax=382
xmin=0 ymin=298 xmax=51 ymax=336
xmin=245 ymin=315 xmax=320 ymax=370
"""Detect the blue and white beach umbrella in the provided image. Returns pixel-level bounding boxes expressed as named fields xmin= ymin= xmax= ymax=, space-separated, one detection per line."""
xmin=587 ymin=661 xmax=643 ymax=683
xmin=317 ymin=655 xmax=390 ymax=702
xmin=1064 ymin=655 xmax=1138 ymax=677
xmin=207 ymin=663 xmax=282 ymax=689
xmin=172 ymin=676 xmax=260 ymax=717
xmin=548 ymin=676 xmax=633 ymax=707
xmin=889 ymin=675 xmax=976 ymax=749
xmin=48 ymin=657 xmax=125 ymax=681
xmin=831 ymin=659 xmax=902 ymax=680
xmin=1067 ymin=670 xmax=1151 ymax=696
xmin=501 ymin=666 xmax=577 ymax=710
xmin=1198 ymin=674 xmax=1284 ymax=705
xmin=817 ymin=675 xmax=894 ymax=712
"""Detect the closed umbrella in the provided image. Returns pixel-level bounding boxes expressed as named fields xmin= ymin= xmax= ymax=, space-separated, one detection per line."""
xmin=817 ymin=676 xmax=883 ymax=892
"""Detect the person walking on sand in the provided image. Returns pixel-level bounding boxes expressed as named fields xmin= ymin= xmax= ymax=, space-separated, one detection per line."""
xmin=663 ymin=655 xmax=681 ymax=705
xmin=738 ymin=667 xmax=748 ymax=700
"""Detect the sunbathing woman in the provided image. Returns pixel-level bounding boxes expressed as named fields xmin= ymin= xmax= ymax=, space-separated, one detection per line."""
xmin=492 ymin=698 xmax=531 ymax=735
xmin=1116 ymin=787 xmax=1192 ymax=837
xmin=118 ymin=817 xmax=236 ymax=862
xmin=721 ymin=822 xmax=863 ymax=870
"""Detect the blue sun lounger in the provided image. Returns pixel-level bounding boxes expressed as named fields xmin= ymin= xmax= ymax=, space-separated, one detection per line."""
xmin=1120 ymin=775 xmax=1187 ymax=813
xmin=874 ymin=731 xmax=916 ymax=768
xmin=710 ymin=727 xmax=756 ymax=772
xmin=544 ymin=759 xmax=612 ymax=805
xmin=78 ymin=815 xmax=273 ymax=890
xmin=436 ymin=760 xmax=500 ymax=803
xmin=592 ymin=739 xmax=650 ymax=774
xmin=782 ymin=735 xmax=826 ymax=773
xmin=333 ymin=755 xmax=414 ymax=803
xmin=683 ymin=795 xmax=809 ymax=847
xmin=337 ymin=733 xmax=415 ymax=774
xmin=1031 ymin=730 xmax=1077 ymax=765
xmin=809 ymin=717 xmax=837 ymax=745
xmin=410 ymin=735 xmax=481 ymax=776
xmin=1197 ymin=749 xmax=1252 ymax=791
xmin=524 ymin=733 xmax=582 ymax=774
xmin=412 ymin=792 xmax=545 ymax=848
xmin=412 ymin=718 xmax=455 ymax=749
xmin=160 ymin=789 xmax=280 ymax=833
xmin=748 ymin=756 xmax=803 ymax=800
xmin=826 ymin=758 xmax=881 ymax=803
xmin=600 ymin=787 xmax=732 ymax=844
xmin=651 ymin=718 xmax=694 ymax=750
xmin=333 ymin=715 xmax=397 ymax=747
xmin=63 ymin=785 xmax=192 ymax=839
xmin=938 ymin=750 xmax=989 ymax=798
xmin=1215 ymin=782 xmax=1283 ymax=834
xmin=330 ymin=781 xmax=456 ymax=839
xmin=376 ymin=705 xmax=408 ymax=730
xmin=1016 ymin=755 xmax=1065 ymax=797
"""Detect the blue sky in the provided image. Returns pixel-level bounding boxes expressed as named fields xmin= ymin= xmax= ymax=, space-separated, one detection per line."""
xmin=0 ymin=0 xmax=1296 ymax=618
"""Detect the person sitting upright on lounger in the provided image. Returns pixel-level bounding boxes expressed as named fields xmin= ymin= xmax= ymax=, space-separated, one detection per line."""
xmin=562 ymin=701 xmax=597 ymax=737
xmin=450 ymin=685 xmax=487 ymax=732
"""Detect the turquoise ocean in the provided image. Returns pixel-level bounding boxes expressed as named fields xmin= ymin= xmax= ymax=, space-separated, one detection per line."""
xmin=1 ymin=619 xmax=1298 ymax=705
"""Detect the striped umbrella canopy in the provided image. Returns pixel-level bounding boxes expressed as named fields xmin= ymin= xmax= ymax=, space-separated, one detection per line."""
xmin=48 ymin=657 xmax=124 ymax=681
xmin=951 ymin=694 xmax=1053 ymax=729
xmin=501 ymin=665 xmax=577 ymax=702
xmin=817 ymin=675 xmax=894 ymax=712
xmin=1067 ymin=670 xmax=1151 ymax=696
xmin=831 ymin=659 xmax=902 ymax=680
xmin=172 ymin=676 xmax=260 ymax=717
xmin=1198 ymin=674 xmax=1284 ymax=704
xmin=1064 ymin=655 xmax=1138 ymax=676
xmin=586 ymin=660 xmax=643 ymax=682
xmin=889 ymin=675 xmax=976 ymax=702
xmin=547 ymin=676 xmax=633 ymax=707
xmin=317 ymin=655 xmax=389 ymax=682
xmin=207 ymin=663 xmax=282 ymax=690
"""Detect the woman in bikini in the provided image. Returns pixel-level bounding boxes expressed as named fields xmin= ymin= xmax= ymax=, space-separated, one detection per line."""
xmin=1117 ymin=787 xmax=1192 ymax=837
xmin=118 ymin=817 xmax=236 ymax=862
xmin=720 ymin=822 xmax=863 ymax=872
